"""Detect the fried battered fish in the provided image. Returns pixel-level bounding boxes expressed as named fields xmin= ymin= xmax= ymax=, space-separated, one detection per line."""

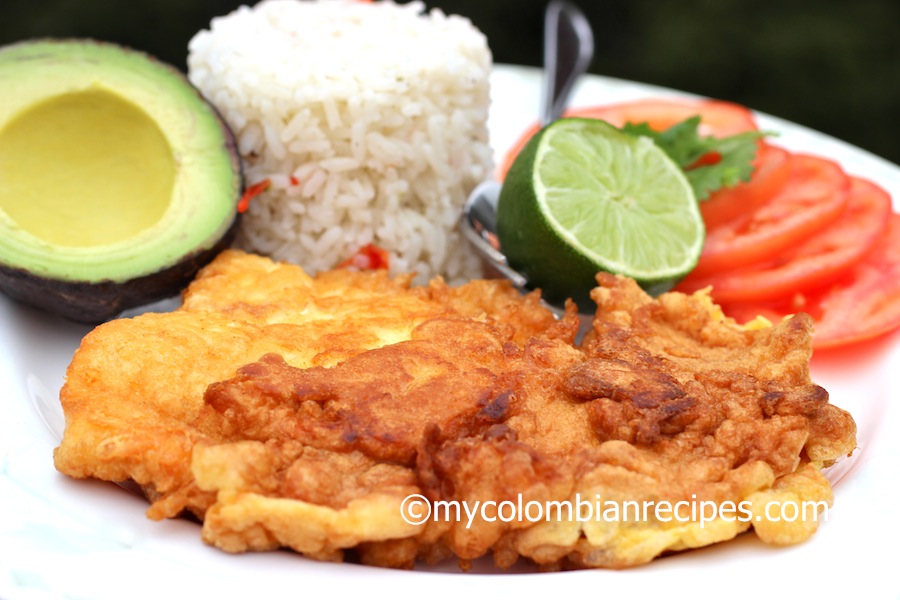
xmin=54 ymin=250 xmax=856 ymax=570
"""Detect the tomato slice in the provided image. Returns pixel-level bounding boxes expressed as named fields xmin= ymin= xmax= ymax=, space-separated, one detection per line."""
xmin=699 ymin=144 xmax=792 ymax=230
xmin=677 ymin=177 xmax=892 ymax=303
xmin=719 ymin=213 xmax=900 ymax=350
xmin=498 ymin=98 xmax=759 ymax=180
xmin=689 ymin=153 xmax=851 ymax=277
xmin=566 ymin=98 xmax=759 ymax=137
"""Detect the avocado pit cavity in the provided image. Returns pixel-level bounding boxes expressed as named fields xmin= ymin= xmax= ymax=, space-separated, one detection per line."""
xmin=0 ymin=89 xmax=175 ymax=247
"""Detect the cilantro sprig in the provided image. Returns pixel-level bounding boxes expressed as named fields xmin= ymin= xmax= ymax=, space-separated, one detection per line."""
xmin=622 ymin=116 xmax=771 ymax=201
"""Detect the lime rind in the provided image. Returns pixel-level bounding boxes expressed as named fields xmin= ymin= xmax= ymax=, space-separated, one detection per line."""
xmin=532 ymin=118 xmax=704 ymax=282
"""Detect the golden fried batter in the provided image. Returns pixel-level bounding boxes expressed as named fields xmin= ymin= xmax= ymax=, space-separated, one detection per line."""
xmin=53 ymin=251 xmax=856 ymax=570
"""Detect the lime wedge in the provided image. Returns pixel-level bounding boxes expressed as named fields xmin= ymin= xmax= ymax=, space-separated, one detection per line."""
xmin=497 ymin=117 xmax=705 ymax=308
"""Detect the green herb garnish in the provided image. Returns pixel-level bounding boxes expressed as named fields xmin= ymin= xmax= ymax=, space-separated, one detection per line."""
xmin=622 ymin=116 xmax=770 ymax=201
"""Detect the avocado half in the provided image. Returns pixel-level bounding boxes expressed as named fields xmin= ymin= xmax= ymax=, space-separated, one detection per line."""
xmin=0 ymin=39 xmax=242 ymax=323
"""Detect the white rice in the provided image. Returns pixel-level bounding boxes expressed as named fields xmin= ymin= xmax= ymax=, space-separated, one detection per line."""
xmin=187 ymin=0 xmax=493 ymax=283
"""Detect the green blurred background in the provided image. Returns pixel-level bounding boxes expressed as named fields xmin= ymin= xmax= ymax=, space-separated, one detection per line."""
xmin=3 ymin=0 xmax=898 ymax=164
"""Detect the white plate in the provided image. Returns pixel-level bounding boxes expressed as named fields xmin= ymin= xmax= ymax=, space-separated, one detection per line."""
xmin=2 ymin=64 xmax=900 ymax=599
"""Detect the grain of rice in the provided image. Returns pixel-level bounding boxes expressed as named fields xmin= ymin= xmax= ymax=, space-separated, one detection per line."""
xmin=187 ymin=0 xmax=492 ymax=283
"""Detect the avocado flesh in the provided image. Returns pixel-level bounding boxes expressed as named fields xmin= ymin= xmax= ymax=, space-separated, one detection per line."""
xmin=0 ymin=40 xmax=242 ymax=322
xmin=0 ymin=89 xmax=175 ymax=247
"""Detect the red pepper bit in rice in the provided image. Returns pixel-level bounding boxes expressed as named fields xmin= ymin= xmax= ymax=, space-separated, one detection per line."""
xmin=237 ymin=178 xmax=271 ymax=213
xmin=338 ymin=244 xmax=390 ymax=271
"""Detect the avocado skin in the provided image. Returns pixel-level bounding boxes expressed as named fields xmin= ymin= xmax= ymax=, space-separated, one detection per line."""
xmin=0 ymin=39 xmax=245 ymax=323
xmin=0 ymin=217 xmax=240 ymax=324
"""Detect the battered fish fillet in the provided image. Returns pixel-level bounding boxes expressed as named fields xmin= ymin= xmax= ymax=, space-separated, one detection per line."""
xmin=54 ymin=250 xmax=856 ymax=570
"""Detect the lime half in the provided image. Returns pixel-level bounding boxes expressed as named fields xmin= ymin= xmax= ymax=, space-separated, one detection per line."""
xmin=496 ymin=117 xmax=705 ymax=307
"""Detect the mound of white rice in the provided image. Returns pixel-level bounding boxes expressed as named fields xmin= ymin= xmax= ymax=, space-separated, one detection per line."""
xmin=187 ymin=0 xmax=493 ymax=283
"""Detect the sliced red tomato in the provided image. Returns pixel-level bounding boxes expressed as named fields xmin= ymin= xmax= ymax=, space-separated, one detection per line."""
xmin=690 ymin=153 xmax=851 ymax=277
xmin=700 ymin=144 xmax=792 ymax=230
xmin=719 ymin=213 xmax=900 ymax=350
xmin=566 ymin=97 xmax=759 ymax=137
xmin=498 ymin=98 xmax=759 ymax=180
xmin=677 ymin=177 xmax=892 ymax=303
